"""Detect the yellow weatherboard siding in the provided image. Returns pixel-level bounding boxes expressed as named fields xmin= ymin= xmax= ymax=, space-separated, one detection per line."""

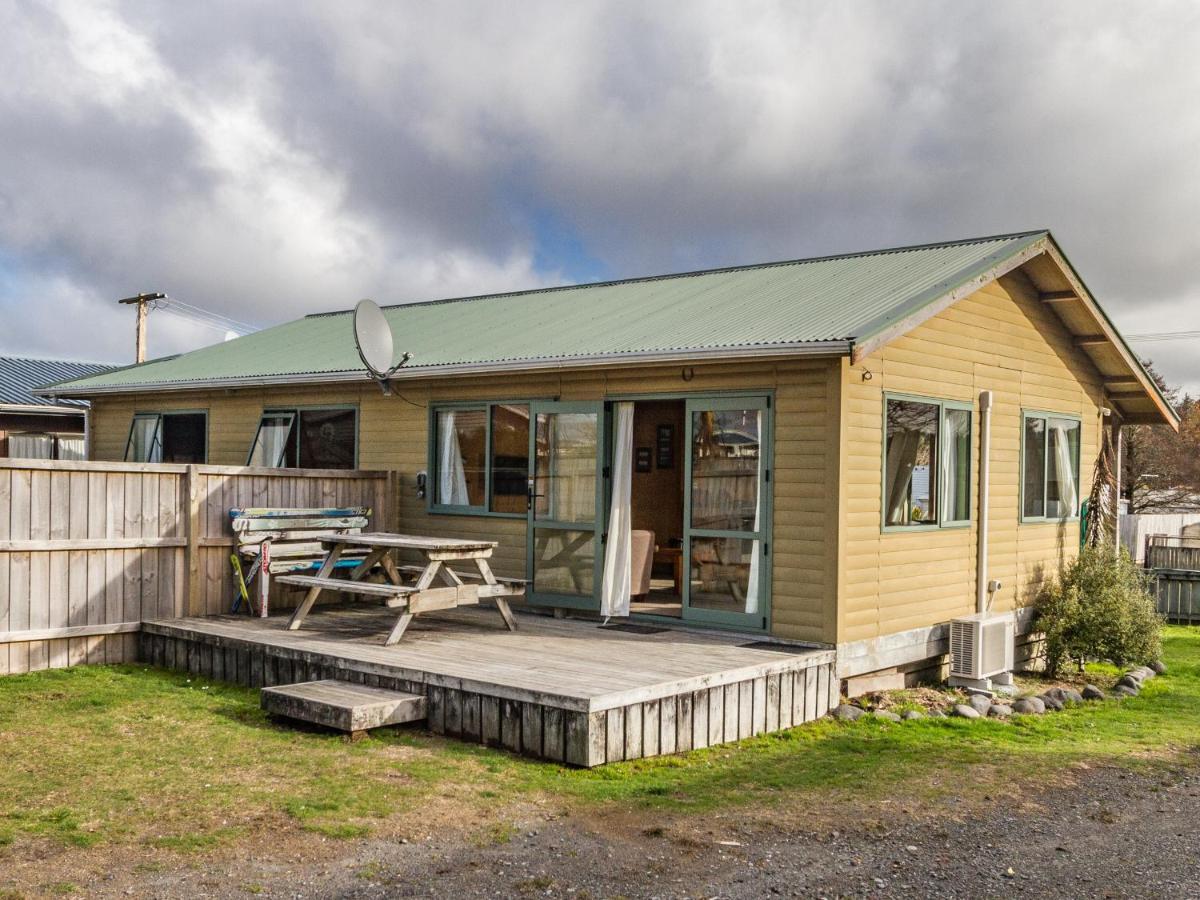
xmin=838 ymin=270 xmax=1104 ymax=645
xmin=89 ymin=358 xmax=842 ymax=645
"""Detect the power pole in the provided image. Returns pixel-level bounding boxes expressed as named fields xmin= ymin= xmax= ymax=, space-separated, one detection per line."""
xmin=118 ymin=292 xmax=165 ymax=363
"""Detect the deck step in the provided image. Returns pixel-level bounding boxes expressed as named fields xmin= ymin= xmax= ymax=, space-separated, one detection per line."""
xmin=261 ymin=680 xmax=426 ymax=733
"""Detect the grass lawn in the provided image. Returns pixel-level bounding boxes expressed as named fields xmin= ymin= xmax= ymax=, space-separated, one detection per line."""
xmin=0 ymin=626 xmax=1196 ymax=853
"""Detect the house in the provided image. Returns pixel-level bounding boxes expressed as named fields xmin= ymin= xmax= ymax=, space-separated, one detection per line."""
xmin=0 ymin=355 xmax=114 ymax=460
xmin=41 ymin=231 xmax=1178 ymax=691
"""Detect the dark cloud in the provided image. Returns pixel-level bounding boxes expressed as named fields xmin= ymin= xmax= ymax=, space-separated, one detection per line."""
xmin=1 ymin=0 xmax=1198 ymax=393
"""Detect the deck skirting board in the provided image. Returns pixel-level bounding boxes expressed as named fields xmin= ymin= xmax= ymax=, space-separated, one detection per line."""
xmin=138 ymin=627 xmax=836 ymax=767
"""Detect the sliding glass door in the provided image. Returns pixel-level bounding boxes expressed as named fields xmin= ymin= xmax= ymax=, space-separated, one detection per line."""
xmin=682 ymin=396 xmax=770 ymax=630
xmin=526 ymin=402 xmax=606 ymax=609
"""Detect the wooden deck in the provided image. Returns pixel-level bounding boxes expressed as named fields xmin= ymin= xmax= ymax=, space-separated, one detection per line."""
xmin=140 ymin=606 xmax=836 ymax=766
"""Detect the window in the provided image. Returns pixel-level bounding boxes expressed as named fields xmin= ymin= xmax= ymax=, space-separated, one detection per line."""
xmin=1021 ymin=411 xmax=1081 ymax=521
xmin=883 ymin=395 xmax=972 ymax=529
xmin=431 ymin=402 xmax=530 ymax=515
xmin=246 ymin=408 xmax=357 ymax=469
xmin=124 ymin=412 xmax=207 ymax=463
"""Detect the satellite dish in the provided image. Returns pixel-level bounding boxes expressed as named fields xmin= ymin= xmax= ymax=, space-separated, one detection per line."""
xmin=352 ymin=299 xmax=410 ymax=390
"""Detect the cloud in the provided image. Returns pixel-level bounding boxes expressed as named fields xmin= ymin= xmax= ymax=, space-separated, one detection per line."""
xmin=0 ymin=0 xmax=1198 ymax=393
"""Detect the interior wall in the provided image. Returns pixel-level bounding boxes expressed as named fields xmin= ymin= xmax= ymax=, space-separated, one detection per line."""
xmin=629 ymin=400 xmax=684 ymax=552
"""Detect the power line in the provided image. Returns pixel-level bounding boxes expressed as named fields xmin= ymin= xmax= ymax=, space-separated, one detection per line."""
xmin=150 ymin=296 xmax=257 ymax=335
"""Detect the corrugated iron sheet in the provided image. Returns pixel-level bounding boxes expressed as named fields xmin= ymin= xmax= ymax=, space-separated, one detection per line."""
xmin=1 ymin=356 xmax=114 ymax=406
xmin=46 ymin=231 xmax=1046 ymax=393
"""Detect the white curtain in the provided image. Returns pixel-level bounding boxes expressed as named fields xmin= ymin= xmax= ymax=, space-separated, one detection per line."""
xmin=438 ymin=411 xmax=470 ymax=505
xmin=744 ymin=410 xmax=763 ymax=615
xmin=600 ymin=402 xmax=634 ymax=618
xmin=7 ymin=433 xmax=54 ymax=459
xmin=250 ymin=415 xmax=293 ymax=467
xmin=884 ymin=431 xmax=921 ymax=524
xmin=1049 ymin=420 xmax=1079 ymax=518
xmin=56 ymin=436 xmax=86 ymax=461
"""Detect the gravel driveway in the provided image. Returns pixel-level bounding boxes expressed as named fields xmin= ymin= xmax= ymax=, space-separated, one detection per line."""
xmin=6 ymin=760 xmax=1199 ymax=898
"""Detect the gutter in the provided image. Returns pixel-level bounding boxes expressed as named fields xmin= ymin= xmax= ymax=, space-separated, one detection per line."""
xmin=39 ymin=340 xmax=854 ymax=399
xmin=0 ymin=403 xmax=88 ymax=415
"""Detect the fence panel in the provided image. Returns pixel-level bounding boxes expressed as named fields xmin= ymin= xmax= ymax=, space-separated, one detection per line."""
xmin=0 ymin=460 xmax=395 ymax=674
xmin=1155 ymin=571 xmax=1200 ymax=623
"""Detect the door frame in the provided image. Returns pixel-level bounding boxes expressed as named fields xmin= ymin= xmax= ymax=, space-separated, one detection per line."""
xmin=679 ymin=394 xmax=773 ymax=632
xmin=604 ymin=389 xmax=774 ymax=634
xmin=525 ymin=400 xmax=608 ymax=610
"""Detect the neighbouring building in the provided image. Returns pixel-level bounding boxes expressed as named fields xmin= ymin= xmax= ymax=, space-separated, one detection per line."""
xmin=0 ymin=355 xmax=114 ymax=460
xmin=43 ymin=231 xmax=1179 ymax=690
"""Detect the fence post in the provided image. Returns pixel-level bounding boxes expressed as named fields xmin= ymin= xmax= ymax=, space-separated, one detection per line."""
xmin=185 ymin=465 xmax=202 ymax=617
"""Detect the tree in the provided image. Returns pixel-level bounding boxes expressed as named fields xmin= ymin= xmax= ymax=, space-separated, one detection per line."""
xmin=1120 ymin=361 xmax=1200 ymax=513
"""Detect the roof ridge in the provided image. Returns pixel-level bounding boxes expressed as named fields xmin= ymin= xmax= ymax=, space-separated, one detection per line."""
xmin=305 ymin=229 xmax=1048 ymax=319
xmin=0 ymin=353 xmax=117 ymax=369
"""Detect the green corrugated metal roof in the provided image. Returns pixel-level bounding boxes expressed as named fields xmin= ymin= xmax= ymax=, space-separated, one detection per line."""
xmin=45 ymin=231 xmax=1048 ymax=395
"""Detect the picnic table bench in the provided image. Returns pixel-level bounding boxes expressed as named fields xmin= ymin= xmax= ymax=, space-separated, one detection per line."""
xmin=277 ymin=532 xmax=524 ymax=644
xmin=229 ymin=507 xmax=374 ymax=616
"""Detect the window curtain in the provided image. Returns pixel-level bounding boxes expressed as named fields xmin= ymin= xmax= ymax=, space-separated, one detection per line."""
xmin=1048 ymin=420 xmax=1079 ymax=518
xmin=128 ymin=415 xmax=162 ymax=463
xmin=599 ymin=402 xmax=634 ymax=618
xmin=438 ymin=411 xmax=471 ymax=506
xmin=744 ymin=410 xmax=763 ymax=616
xmin=56 ymin=436 xmax=86 ymax=461
xmin=252 ymin=416 xmax=293 ymax=467
xmin=7 ymin=433 xmax=54 ymax=459
xmin=884 ymin=431 xmax=921 ymax=525
xmin=939 ymin=410 xmax=970 ymax=522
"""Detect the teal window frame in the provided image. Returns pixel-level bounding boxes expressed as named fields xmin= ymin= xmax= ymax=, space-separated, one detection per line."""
xmin=124 ymin=410 xmax=208 ymax=463
xmin=1019 ymin=409 xmax=1082 ymax=524
xmin=246 ymin=405 xmax=359 ymax=469
xmin=880 ymin=393 xmax=973 ymax=533
xmin=427 ymin=400 xmax=531 ymax=518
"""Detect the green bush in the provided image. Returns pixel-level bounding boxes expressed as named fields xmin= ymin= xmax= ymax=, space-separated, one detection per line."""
xmin=1035 ymin=545 xmax=1162 ymax=676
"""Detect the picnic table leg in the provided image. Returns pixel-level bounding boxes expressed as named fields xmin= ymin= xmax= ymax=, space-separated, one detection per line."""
xmin=286 ymin=543 xmax=344 ymax=631
xmin=475 ymin=558 xmax=517 ymax=632
xmin=349 ymin=547 xmax=389 ymax=582
xmin=383 ymin=560 xmax=441 ymax=646
xmin=383 ymin=612 xmax=414 ymax=645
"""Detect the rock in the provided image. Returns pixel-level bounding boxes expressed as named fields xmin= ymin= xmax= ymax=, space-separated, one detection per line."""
xmin=927 ymin=709 xmax=947 ymax=718
xmin=1043 ymin=687 xmax=1068 ymax=703
xmin=987 ymin=704 xmax=1012 ymax=718
xmin=953 ymin=704 xmax=981 ymax=719
xmin=1136 ymin=666 xmax=1157 ymax=681
xmin=1113 ymin=684 xmax=1139 ymax=698
xmin=1123 ymin=670 xmax=1145 ymax=685
xmin=833 ymin=704 xmax=864 ymax=721
xmin=1062 ymin=688 xmax=1084 ymax=704
xmin=1116 ymin=675 xmax=1141 ymax=693
xmin=873 ymin=709 xmax=902 ymax=723
xmin=1039 ymin=694 xmax=1064 ymax=711
xmin=968 ymin=694 xmax=993 ymax=715
xmin=1150 ymin=660 xmax=1167 ymax=675
xmin=901 ymin=710 xmax=925 ymax=721
xmin=1082 ymin=684 xmax=1105 ymax=701
xmin=1011 ymin=697 xmax=1045 ymax=715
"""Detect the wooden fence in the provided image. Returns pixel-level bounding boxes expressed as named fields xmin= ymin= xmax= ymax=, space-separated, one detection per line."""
xmin=0 ymin=459 xmax=395 ymax=675
xmin=1155 ymin=571 xmax=1200 ymax=623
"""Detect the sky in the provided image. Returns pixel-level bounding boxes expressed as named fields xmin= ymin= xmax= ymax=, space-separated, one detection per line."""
xmin=2 ymin=0 xmax=1199 ymax=396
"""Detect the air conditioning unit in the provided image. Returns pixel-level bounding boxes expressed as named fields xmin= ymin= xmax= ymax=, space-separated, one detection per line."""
xmin=949 ymin=612 xmax=1014 ymax=681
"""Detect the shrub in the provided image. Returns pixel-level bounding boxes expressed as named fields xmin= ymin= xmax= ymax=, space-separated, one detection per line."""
xmin=1035 ymin=545 xmax=1162 ymax=676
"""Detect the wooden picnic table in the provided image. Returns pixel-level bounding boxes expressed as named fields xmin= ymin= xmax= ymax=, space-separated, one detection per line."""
xmin=277 ymin=532 xmax=522 ymax=645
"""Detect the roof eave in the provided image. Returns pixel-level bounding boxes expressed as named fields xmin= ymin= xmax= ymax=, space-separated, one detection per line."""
xmin=39 ymin=340 xmax=854 ymax=399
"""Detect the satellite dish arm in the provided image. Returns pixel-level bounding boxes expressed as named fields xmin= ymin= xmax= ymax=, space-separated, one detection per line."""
xmin=370 ymin=352 xmax=410 ymax=394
